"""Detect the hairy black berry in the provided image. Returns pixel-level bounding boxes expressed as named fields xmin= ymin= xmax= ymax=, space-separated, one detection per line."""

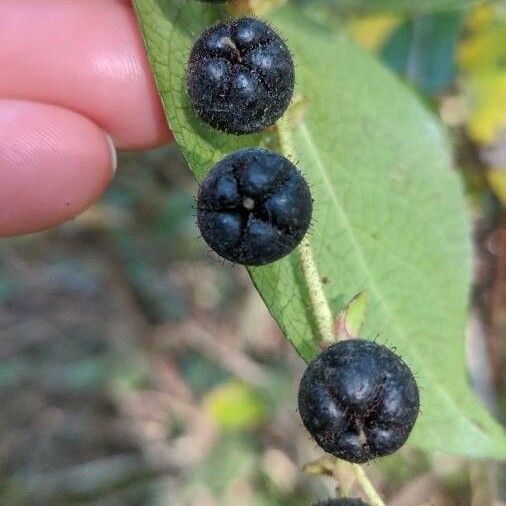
xmin=298 ymin=339 xmax=419 ymax=464
xmin=197 ymin=148 xmax=312 ymax=265
xmin=313 ymin=500 xmax=368 ymax=506
xmin=186 ymin=17 xmax=295 ymax=134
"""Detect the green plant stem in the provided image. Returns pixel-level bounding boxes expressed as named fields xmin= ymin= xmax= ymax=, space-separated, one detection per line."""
xmin=297 ymin=238 xmax=335 ymax=343
xmin=277 ymin=116 xmax=335 ymax=343
xmin=351 ymin=464 xmax=386 ymax=506
xmin=277 ymin=114 xmax=298 ymax=160
xmin=276 ymin=116 xmax=386 ymax=506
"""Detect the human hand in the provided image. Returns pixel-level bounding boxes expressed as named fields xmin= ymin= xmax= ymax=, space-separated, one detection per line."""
xmin=0 ymin=0 xmax=171 ymax=237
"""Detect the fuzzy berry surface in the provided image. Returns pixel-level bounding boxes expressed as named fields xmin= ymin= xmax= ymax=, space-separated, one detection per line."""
xmin=298 ymin=339 xmax=419 ymax=464
xmin=314 ymin=500 xmax=368 ymax=506
xmin=186 ymin=17 xmax=295 ymax=134
xmin=197 ymin=148 xmax=312 ymax=266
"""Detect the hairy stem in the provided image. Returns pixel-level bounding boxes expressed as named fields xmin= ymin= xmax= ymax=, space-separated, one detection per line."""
xmin=297 ymin=238 xmax=335 ymax=343
xmin=351 ymin=464 xmax=386 ymax=506
xmin=277 ymin=116 xmax=335 ymax=343
xmin=276 ymin=115 xmax=386 ymax=506
xmin=277 ymin=114 xmax=298 ymax=161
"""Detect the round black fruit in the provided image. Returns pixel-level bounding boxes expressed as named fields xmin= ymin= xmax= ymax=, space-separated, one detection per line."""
xmin=186 ymin=17 xmax=295 ymax=134
xmin=197 ymin=148 xmax=312 ymax=266
xmin=298 ymin=339 xmax=419 ymax=464
xmin=313 ymin=500 xmax=368 ymax=506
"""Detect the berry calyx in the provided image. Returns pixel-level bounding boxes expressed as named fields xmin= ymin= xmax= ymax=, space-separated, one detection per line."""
xmin=197 ymin=148 xmax=312 ymax=266
xmin=298 ymin=339 xmax=419 ymax=464
xmin=186 ymin=17 xmax=295 ymax=134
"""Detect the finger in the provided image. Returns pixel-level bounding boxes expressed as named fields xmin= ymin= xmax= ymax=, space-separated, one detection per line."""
xmin=0 ymin=0 xmax=170 ymax=150
xmin=0 ymin=100 xmax=116 ymax=237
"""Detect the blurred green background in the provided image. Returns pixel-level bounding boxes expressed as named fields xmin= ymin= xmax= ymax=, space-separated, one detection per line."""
xmin=1 ymin=2 xmax=506 ymax=505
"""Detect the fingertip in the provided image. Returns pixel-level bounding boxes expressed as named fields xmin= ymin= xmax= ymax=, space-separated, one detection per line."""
xmin=0 ymin=100 xmax=115 ymax=237
xmin=0 ymin=0 xmax=171 ymax=150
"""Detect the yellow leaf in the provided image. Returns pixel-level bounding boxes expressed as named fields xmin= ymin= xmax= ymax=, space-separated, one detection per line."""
xmin=202 ymin=381 xmax=265 ymax=430
xmin=466 ymin=4 xmax=494 ymax=32
xmin=488 ymin=169 xmax=506 ymax=207
xmin=457 ymin=5 xmax=506 ymax=145
xmin=466 ymin=73 xmax=506 ymax=144
xmin=458 ymin=29 xmax=506 ymax=72
xmin=349 ymin=15 xmax=400 ymax=51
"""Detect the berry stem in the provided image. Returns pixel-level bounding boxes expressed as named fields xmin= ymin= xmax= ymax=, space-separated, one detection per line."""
xmin=351 ymin=464 xmax=386 ymax=506
xmin=276 ymin=114 xmax=297 ymax=161
xmin=276 ymin=116 xmax=386 ymax=506
xmin=297 ymin=238 xmax=335 ymax=343
xmin=277 ymin=116 xmax=335 ymax=344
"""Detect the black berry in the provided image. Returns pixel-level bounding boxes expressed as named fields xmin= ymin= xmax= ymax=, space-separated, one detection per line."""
xmin=298 ymin=339 xmax=419 ymax=464
xmin=186 ymin=17 xmax=295 ymax=134
xmin=313 ymin=500 xmax=368 ymax=506
xmin=197 ymin=148 xmax=312 ymax=265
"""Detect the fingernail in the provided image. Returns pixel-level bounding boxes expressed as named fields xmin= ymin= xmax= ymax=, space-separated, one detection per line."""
xmin=105 ymin=133 xmax=118 ymax=175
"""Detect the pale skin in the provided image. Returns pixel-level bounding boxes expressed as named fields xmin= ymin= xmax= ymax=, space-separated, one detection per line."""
xmin=0 ymin=0 xmax=172 ymax=237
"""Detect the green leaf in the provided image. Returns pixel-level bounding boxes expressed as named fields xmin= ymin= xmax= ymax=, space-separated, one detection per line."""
xmin=295 ymin=0 xmax=484 ymax=14
xmin=133 ymin=0 xmax=506 ymax=458
xmin=342 ymin=291 xmax=369 ymax=338
xmin=381 ymin=12 xmax=463 ymax=95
